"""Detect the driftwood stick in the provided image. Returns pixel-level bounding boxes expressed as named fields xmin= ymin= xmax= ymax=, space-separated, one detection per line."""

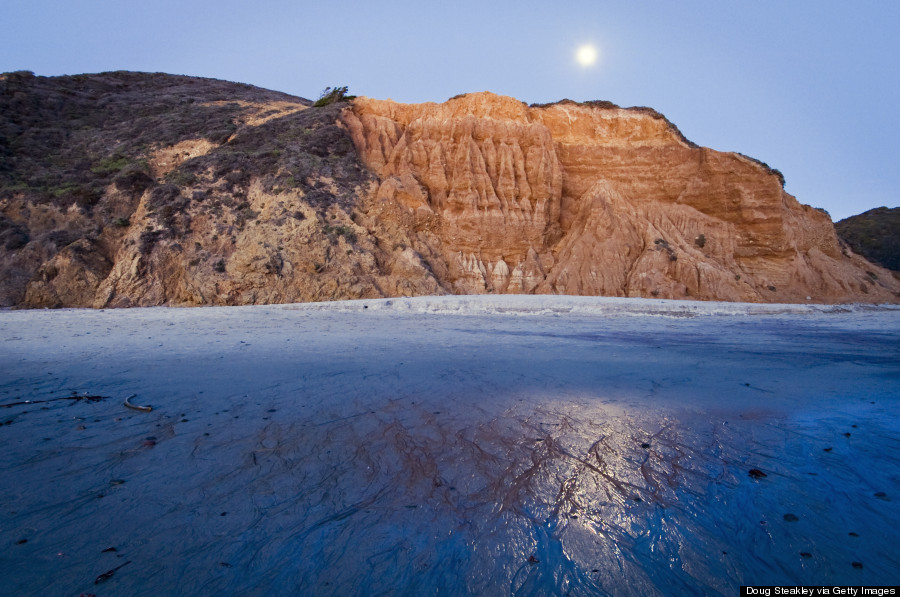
xmin=94 ymin=560 xmax=132 ymax=584
xmin=123 ymin=394 xmax=152 ymax=412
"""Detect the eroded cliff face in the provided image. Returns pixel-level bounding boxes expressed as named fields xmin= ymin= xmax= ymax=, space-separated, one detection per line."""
xmin=344 ymin=94 xmax=562 ymax=295
xmin=2 ymin=73 xmax=896 ymax=307
xmin=346 ymin=92 xmax=899 ymax=303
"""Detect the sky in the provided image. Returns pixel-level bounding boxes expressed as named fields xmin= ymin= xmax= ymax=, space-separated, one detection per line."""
xmin=2 ymin=0 xmax=898 ymax=221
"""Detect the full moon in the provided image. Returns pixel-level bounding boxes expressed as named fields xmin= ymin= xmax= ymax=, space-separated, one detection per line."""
xmin=576 ymin=44 xmax=598 ymax=67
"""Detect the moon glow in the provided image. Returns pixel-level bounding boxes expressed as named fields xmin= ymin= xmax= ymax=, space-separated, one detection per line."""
xmin=576 ymin=44 xmax=598 ymax=67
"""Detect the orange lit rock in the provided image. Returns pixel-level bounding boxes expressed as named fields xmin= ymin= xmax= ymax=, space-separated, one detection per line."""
xmin=345 ymin=93 xmax=899 ymax=303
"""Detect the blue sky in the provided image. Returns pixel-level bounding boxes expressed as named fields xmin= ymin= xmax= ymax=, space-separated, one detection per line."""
xmin=3 ymin=0 xmax=897 ymax=220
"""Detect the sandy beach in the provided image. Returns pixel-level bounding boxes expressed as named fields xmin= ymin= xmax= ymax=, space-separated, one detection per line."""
xmin=1 ymin=296 xmax=898 ymax=595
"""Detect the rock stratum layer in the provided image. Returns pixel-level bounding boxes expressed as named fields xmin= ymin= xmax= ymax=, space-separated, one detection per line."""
xmin=1 ymin=72 xmax=897 ymax=308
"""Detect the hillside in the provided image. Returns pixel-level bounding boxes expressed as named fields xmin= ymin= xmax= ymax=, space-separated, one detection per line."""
xmin=836 ymin=207 xmax=899 ymax=272
xmin=1 ymin=71 xmax=897 ymax=307
xmin=0 ymin=71 xmax=439 ymax=307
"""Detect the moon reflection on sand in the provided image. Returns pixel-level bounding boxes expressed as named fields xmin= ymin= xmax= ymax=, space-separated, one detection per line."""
xmin=0 ymin=296 xmax=898 ymax=595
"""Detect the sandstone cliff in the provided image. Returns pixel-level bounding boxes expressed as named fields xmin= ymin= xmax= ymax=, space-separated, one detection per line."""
xmin=1 ymin=72 xmax=896 ymax=307
xmin=345 ymin=93 xmax=899 ymax=303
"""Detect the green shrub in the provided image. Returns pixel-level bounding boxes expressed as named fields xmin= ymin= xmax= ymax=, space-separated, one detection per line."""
xmin=654 ymin=238 xmax=677 ymax=261
xmin=312 ymin=86 xmax=356 ymax=107
xmin=139 ymin=229 xmax=162 ymax=254
xmin=166 ymin=169 xmax=197 ymax=187
xmin=324 ymin=224 xmax=357 ymax=244
xmin=2 ymin=227 xmax=29 ymax=250
xmin=113 ymin=163 xmax=153 ymax=194
xmin=147 ymin=183 xmax=183 ymax=209
xmin=90 ymin=155 xmax=130 ymax=175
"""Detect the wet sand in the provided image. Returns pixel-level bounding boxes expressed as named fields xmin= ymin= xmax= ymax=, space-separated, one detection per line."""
xmin=1 ymin=296 xmax=898 ymax=595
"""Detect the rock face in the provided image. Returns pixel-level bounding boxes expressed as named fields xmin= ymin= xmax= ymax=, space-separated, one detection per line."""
xmin=1 ymin=72 xmax=897 ymax=307
xmin=346 ymin=93 xmax=899 ymax=303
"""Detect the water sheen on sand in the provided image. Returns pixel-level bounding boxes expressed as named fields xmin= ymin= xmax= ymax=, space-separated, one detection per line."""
xmin=1 ymin=297 xmax=898 ymax=595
